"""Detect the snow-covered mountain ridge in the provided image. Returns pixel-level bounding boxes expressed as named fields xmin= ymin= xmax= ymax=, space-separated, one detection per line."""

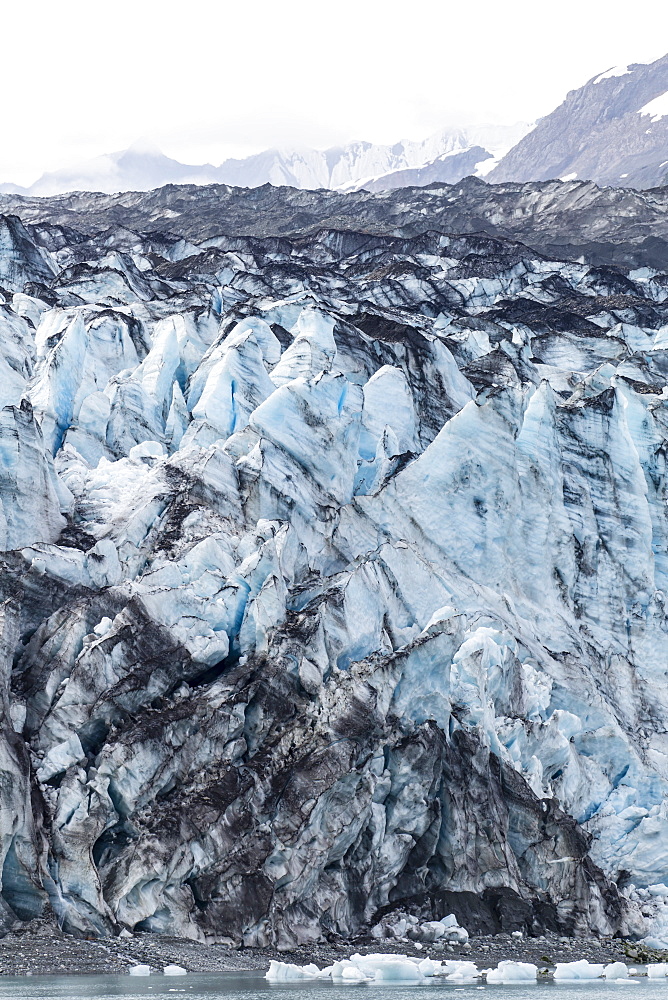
xmin=2 ymin=186 xmax=668 ymax=946
xmin=0 ymin=125 xmax=529 ymax=197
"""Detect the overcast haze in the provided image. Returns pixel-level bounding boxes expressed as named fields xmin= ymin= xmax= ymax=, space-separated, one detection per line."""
xmin=3 ymin=0 xmax=668 ymax=186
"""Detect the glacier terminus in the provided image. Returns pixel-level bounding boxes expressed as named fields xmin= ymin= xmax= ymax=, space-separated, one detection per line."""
xmin=0 ymin=181 xmax=668 ymax=952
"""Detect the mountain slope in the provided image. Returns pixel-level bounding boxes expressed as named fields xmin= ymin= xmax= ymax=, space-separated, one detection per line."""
xmin=491 ymin=53 xmax=668 ymax=188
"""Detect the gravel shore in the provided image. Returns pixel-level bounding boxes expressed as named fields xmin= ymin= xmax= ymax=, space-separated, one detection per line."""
xmin=0 ymin=921 xmax=666 ymax=977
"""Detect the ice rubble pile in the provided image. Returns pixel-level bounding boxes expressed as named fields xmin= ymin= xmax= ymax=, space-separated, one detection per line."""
xmin=371 ymin=912 xmax=468 ymax=943
xmin=2 ymin=208 xmax=668 ymax=945
xmin=627 ymin=884 xmax=668 ymax=949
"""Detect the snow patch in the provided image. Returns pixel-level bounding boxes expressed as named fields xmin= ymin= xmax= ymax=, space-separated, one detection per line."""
xmin=639 ymin=92 xmax=668 ymax=123
xmin=594 ymin=65 xmax=631 ymax=84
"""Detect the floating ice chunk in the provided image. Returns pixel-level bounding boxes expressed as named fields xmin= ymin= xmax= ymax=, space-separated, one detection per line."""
xmin=342 ymin=967 xmax=370 ymax=982
xmin=335 ymin=954 xmax=426 ymax=982
xmin=330 ymin=961 xmax=352 ymax=980
xmin=647 ymin=964 xmax=668 ymax=978
xmin=265 ymin=961 xmax=321 ymax=981
xmin=485 ymin=961 xmax=537 ymax=983
xmin=345 ymin=954 xmax=411 ymax=978
xmin=300 ymin=964 xmax=322 ymax=977
xmin=604 ymin=964 xmax=629 ymax=980
xmin=444 ymin=960 xmax=479 ymax=980
xmin=373 ymin=960 xmax=424 ymax=982
xmin=129 ymin=965 xmax=151 ymax=976
xmin=554 ymin=960 xmax=605 ymax=980
xmin=417 ymin=958 xmax=443 ymax=976
xmin=163 ymin=965 xmax=187 ymax=976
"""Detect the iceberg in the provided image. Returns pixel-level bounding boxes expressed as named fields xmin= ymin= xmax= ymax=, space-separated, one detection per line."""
xmin=485 ymin=961 xmax=537 ymax=983
xmin=266 ymin=961 xmax=322 ymax=981
xmin=553 ymin=961 xmax=605 ymax=980
xmin=604 ymin=963 xmax=629 ymax=980
xmin=444 ymin=960 xmax=479 ymax=980
xmin=371 ymin=961 xmax=424 ymax=983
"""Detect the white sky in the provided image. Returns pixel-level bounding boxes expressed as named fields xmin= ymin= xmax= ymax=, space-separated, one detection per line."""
xmin=2 ymin=0 xmax=667 ymax=185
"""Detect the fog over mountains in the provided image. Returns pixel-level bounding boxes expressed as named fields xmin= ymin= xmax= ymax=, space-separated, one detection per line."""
xmin=1 ymin=53 xmax=667 ymax=197
xmin=0 ymin=125 xmax=529 ymax=198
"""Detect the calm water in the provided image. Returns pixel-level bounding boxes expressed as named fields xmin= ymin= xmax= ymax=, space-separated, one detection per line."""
xmin=0 ymin=973 xmax=667 ymax=1000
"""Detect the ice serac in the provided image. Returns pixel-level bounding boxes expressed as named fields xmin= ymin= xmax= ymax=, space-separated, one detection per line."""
xmin=2 ymin=192 xmax=668 ymax=947
xmin=0 ymin=400 xmax=67 ymax=549
xmin=0 ymin=215 xmax=54 ymax=292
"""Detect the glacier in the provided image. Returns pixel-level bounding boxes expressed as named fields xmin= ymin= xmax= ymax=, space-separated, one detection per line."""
xmin=0 ymin=199 xmax=668 ymax=948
